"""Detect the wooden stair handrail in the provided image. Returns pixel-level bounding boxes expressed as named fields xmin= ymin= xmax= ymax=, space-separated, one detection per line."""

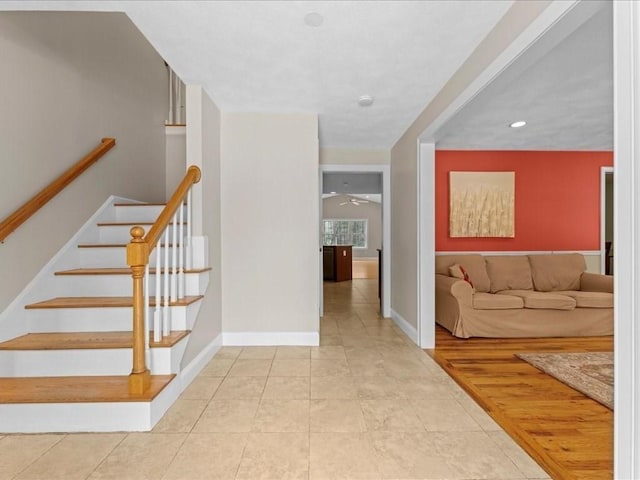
xmin=0 ymin=138 xmax=116 ymax=243
xmin=144 ymin=165 xmax=201 ymax=252
xmin=126 ymin=165 xmax=201 ymax=394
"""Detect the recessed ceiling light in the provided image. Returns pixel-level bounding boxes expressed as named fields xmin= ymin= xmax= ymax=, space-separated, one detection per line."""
xmin=509 ymin=120 xmax=527 ymax=128
xmin=358 ymin=95 xmax=374 ymax=107
xmin=330 ymin=191 xmax=337 ymax=194
xmin=304 ymin=12 xmax=324 ymax=27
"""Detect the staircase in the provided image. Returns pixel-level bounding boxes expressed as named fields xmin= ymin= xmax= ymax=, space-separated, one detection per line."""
xmin=0 ymin=198 xmax=210 ymax=433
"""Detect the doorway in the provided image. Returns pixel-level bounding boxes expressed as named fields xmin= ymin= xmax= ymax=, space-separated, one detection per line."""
xmin=319 ymin=165 xmax=391 ymax=318
xmin=601 ymin=166 xmax=614 ymax=275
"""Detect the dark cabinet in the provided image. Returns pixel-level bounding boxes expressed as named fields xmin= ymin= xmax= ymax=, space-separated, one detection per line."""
xmin=323 ymin=245 xmax=352 ymax=282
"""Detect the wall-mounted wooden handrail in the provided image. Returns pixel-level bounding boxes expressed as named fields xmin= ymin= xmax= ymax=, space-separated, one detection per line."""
xmin=0 ymin=138 xmax=116 ymax=243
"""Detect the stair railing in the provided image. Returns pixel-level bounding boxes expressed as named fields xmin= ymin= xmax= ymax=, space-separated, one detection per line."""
xmin=126 ymin=165 xmax=201 ymax=393
xmin=0 ymin=138 xmax=116 ymax=243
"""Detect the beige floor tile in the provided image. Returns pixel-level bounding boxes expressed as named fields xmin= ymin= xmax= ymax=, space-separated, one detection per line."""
xmin=15 ymin=434 xmax=124 ymax=480
xmin=348 ymin=357 xmax=388 ymax=376
xmin=162 ymin=433 xmax=247 ymax=479
xmin=89 ymin=433 xmax=186 ymax=479
xmin=238 ymin=346 xmax=277 ymax=359
xmin=311 ymin=357 xmax=352 ymax=376
xmin=396 ymin=375 xmax=458 ymax=399
xmin=310 ymin=375 xmax=359 ymax=399
xmin=214 ymin=346 xmax=243 ymax=360
xmin=192 ymin=398 xmax=260 ymax=433
xmin=431 ymin=431 xmax=525 ymax=479
xmin=310 ymin=399 xmax=367 ymax=432
xmin=310 ymin=345 xmax=346 ymax=359
xmin=214 ymin=376 xmax=266 ymax=399
xmin=263 ymin=376 xmax=310 ymax=399
xmin=270 ymin=358 xmax=311 ymax=376
xmin=369 ymin=431 xmax=458 ymax=480
xmin=199 ymin=358 xmax=235 ymax=376
xmin=152 ymin=399 xmax=208 ymax=433
xmin=228 ymin=358 xmax=272 ymax=377
xmin=382 ymin=355 xmax=434 ymax=377
xmin=252 ymin=399 xmax=310 ymax=433
xmin=0 ymin=434 xmax=64 ymax=479
xmin=275 ymin=346 xmax=311 ymax=359
xmin=411 ymin=398 xmax=484 ymax=432
xmin=320 ymin=335 xmax=343 ymax=346
xmin=341 ymin=335 xmax=376 ymax=347
xmin=180 ymin=375 xmax=223 ymax=400
xmin=236 ymin=433 xmax=309 ymax=480
xmin=456 ymin=391 xmax=503 ymax=431
xmin=319 ymin=321 xmax=340 ymax=335
xmin=354 ymin=376 xmax=405 ymax=399
xmin=309 ymin=432 xmax=382 ymax=480
xmin=488 ymin=431 xmax=550 ymax=479
xmin=360 ymin=399 xmax=425 ymax=432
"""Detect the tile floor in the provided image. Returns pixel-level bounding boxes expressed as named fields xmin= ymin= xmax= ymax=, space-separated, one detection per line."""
xmin=0 ymin=279 xmax=550 ymax=479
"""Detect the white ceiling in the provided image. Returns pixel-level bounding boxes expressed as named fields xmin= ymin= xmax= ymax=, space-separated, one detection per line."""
xmin=0 ymin=1 xmax=613 ymax=151
xmin=0 ymin=0 xmax=513 ymax=149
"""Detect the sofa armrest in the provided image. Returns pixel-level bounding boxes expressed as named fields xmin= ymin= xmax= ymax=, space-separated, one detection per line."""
xmin=580 ymin=272 xmax=613 ymax=293
xmin=435 ymin=273 xmax=473 ymax=306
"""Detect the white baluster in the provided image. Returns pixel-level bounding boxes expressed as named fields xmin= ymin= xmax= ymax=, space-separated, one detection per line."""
xmin=153 ymin=241 xmax=162 ymax=342
xmin=171 ymin=212 xmax=178 ymax=302
xmin=144 ymin=264 xmax=151 ymax=368
xmin=186 ymin=189 xmax=192 ymax=269
xmin=163 ymin=228 xmax=171 ymax=337
xmin=178 ymin=200 xmax=185 ymax=299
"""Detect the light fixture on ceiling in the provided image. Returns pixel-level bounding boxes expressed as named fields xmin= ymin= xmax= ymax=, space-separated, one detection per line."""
xmin=509 ymin=120 xmax=527 ymax=128
xmin=330 ymin=191 xmax=337 ymax=194
xmin=304 ymin=12 xmax=324 ymax=27
xmin=358 ymin=95 xmax=374 ymax=107
xmin=340 ymin=197 xmax=370 ymax=207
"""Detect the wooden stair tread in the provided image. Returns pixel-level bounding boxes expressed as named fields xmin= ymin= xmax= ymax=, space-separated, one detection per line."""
xmin=78 ymin=243 xmax=180 ymax=248
xmin=55 ymin=267 xmax=211 ymax=275
xmin=97 ymin=222 xmax=187 ymax=226
xmin=0 ymin=331 xmax=190 ymax=350
xmin=0 ymin=375 xmax=175 ymax=403
xmin=25 ymin=296 xmax=203 ymax=309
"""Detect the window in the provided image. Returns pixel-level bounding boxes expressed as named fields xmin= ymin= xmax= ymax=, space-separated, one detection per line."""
xmin=323 ymin=219 xmax=367 ymax=248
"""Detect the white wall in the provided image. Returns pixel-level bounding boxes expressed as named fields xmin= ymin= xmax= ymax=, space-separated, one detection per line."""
xmin=0 ymin=12 xmax=167 ymax=312
xmin=221 ymin=113 xmax=319 ymax=343
xmin=181 ymin=86 xmax=222 ymax=365
xmin=322 ymin=195 xmax=381 ymax=258
xmin=320 ymin=148 xmax=389 ymax=165
xmin=165 ymin=126 xmax=187 ymax=200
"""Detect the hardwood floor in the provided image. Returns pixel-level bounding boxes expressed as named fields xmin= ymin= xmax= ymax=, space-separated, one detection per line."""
xmin=428 ymin=326 xmax=613 ymax=480
xmin=352 ymin=258 xmax=378 ymax=279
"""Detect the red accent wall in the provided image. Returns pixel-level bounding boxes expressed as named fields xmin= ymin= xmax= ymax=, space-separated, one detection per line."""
xmin=435 ymin=150 xmax=613 ymax=251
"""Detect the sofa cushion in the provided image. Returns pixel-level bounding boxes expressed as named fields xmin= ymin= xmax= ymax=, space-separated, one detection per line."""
xmin=436 ymin=255 xmax=491 ymax=293
xmin=554 ymin=290 xmax=613 ymax=308
xmin=498 ymin=289 xmax=576 ymax=310
xmin=485 ymin=256 xmax=533 ymax=293
xmin=528 ymin=254 xmax=586 ymax=292
xmin=473 ymin=292 xmax=524 ymax=310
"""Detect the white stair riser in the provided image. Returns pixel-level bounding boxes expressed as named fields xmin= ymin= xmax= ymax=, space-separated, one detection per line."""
xmin=27 ymin=303 xmax=200 ymax=332
xmin=78 ymin=246 xmax=178 ymax=268
xmin=115 ymin=205 xmax=186 ymax=223
xmin=53 ymin=272 xmax=206 ymax=297
xmin=0 ymin=380 xmax=180 ymax=433
xmin=0 ymin=337 xmax=188 ymax=376
xmin=98 ymin=224 xmax=186 ymax=244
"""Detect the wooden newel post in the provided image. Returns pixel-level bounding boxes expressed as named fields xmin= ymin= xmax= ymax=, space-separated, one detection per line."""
xmin=127 ymin=226 xmax=151 ymax=394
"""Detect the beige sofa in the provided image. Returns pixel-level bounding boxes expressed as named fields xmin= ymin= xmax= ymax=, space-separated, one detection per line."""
xmin=435 ymin=253 xmax=613 ymax=338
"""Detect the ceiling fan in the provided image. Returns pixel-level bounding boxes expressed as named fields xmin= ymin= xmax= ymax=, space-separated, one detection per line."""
xmin=340 ymin=197 xmax=369 ymax=206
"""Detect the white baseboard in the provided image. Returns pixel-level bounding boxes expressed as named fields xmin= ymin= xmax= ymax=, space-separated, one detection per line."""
xmin=390 ymin=309 xmax=418 ymax=345
xmin=178 ymin=333 xmax=223 ymax=392
xmin=223 ymin=331 xmax=319 ymax=346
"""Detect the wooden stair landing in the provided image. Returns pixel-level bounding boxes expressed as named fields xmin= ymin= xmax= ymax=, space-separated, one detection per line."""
xmin=0 ymin=375 xmax=175 ymax=403
xmin=25 ymin=295 xmax=203 ymax=309
xmin=0 ymin=331 xmax=190 ymax=350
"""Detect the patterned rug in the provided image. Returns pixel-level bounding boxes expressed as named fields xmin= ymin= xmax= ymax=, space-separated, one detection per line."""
xmin=516 ymin=352 xmax=613 ymax=410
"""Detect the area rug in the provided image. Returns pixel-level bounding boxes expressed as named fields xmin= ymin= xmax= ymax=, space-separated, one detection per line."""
xmin=516 ymin=352 xmax=613 ymax=410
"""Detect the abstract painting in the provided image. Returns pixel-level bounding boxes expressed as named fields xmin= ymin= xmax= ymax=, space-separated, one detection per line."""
xmin=449 ymin=171 xmax=515 ymax=237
